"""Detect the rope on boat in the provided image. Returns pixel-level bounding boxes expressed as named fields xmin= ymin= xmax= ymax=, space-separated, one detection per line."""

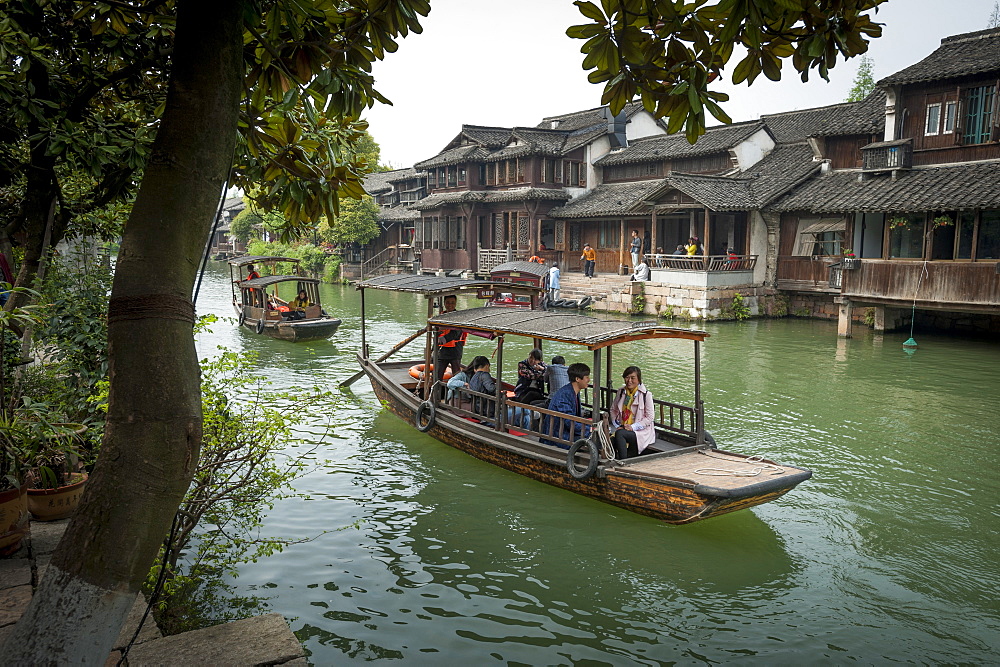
xmin=694 ymin=451 xmax=784 ymax=477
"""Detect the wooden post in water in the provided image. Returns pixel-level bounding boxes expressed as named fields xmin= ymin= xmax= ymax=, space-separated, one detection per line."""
xmin=694 ymin=339 xmax=703 ymax=445
xmin=495 ymin=334 xmax=505 ymax=432
xmin=592 ymin=348 xmax=602 ymax=431
xmin=360 ymin=287 xmax=367 ymax=359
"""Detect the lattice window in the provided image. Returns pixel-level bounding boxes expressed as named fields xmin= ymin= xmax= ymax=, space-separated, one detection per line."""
xmin=494 ymin=213 xmax=504 ymax=247
xmin=569 ymin=224 xmax=581 ymax=251
xmin=555 ymin=220 xmax=565 ymax=247
xmin=518 ymin=216 xmax=529 ymax=247
xmin=456 ymin=216 xmax=466 ymax=250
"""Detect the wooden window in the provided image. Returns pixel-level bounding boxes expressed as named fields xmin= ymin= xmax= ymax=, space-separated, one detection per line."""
xmin=478 ymin=164 xmax=486 ymax=185
xmin=943 ymin=101 xmax=958 ymax=133
xmin=888 ymin=214 xmax=924 ymax=259
xmin=924 ymin=103 xmax=941 ymax=136
xmin=447 ymin=167 xmax=456 ymax=187
xmin=516 ymin=158 xmax=524 ymax=182
xmin=428 ymin=170 xmax=436 ymax=187
xmin=438 ymin=168 xmax=446 ymax=187
xmin=486 ymin=163 xmax=495 ymax=185
xmin=554 ymin=160 xmax=563 ymax=184
xmin=458 ymin=167 xmax=466 ymax=185
xmin=963 ymin=85 xmax=995 ymax=144
xmin=456 ymin=216 xmax=466 ymax=250
xmin=978 ymin=210 xmax=1000 ymax=259
xmin=544 ymin=159 xmax=554 ymax=183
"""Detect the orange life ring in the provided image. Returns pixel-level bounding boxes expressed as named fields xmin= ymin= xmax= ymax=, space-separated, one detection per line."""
xmin=408 ymin=364 xmax=453 ymax=381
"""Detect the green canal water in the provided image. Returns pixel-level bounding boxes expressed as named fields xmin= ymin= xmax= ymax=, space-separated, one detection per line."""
xmin=195 ymin=261 xmax=999 ymax=664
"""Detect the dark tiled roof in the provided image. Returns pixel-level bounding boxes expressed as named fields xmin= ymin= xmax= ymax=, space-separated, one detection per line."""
xmin=760 ymin=94 xmax=884 ymax=143
xmin=414 ymin=145 xmax=487 ymax=169
xmin=536 ymin=101 xmax=644 ymax=132
xmin=594 ymin=121 xmax=764 ymax=166
xmin=741 ymin=144 xmax=822 ymax=207
xmin=377 ymin=206 xmax=420 ymax=222
xmin=364 ymin=168 xmax=409 ymax=194
xmin=662 ymin=175 xmax=756 ymax=211
xmin=411 ymin=191 xmax=487 ymax=209
xmin=879 ymin=28 xmax=1000 ymax=86
xmin=807 ymin=90 xmax=886 ymax=137
xmin=384 ymin=167 xmax=419 ymax=184
xmin=768 ymin=161 xmax=1000 ymax=213
xmin=460 ymin=125 xmax=513 ymax=148
xmin=412 ymin=188 xmax=569 ymax=210
xmin=547 ymin=180 xmax=666 ymax=218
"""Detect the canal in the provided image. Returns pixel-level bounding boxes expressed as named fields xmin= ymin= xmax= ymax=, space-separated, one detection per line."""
xmin=194 ymin=261 xmax=999 ymax=664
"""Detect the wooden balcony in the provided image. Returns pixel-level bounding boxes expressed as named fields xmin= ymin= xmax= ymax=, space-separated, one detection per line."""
xmin=776 ymin=256 xmax=841 ymax=293
xmin=841 ymin=260 xmax=1000 ymax=313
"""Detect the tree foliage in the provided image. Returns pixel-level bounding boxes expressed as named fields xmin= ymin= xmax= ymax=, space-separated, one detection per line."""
xmin=846 ymin=54 xmax=875 ymax=102
xmin=568 ymin=0 xmax=885 ymax=141
xmin=320 ymin=195 xmax=381 ymax=246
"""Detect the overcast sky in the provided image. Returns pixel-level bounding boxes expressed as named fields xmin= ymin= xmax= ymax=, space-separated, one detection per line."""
xmin=364 ymin=0 xmax=1000 ymax=168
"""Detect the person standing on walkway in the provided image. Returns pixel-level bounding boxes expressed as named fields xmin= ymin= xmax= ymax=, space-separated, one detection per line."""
xmin=581 ymin=243 xmax=596 ymax=278
xmin=436 ymin=294 xmax=466 ymax=381
xmin=630 ymin=230 xmax=642 ymax=267
xmin=548 ymin=262 xmax=560 ymax=301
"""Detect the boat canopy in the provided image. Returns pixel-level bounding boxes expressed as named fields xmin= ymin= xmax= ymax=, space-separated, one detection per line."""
xmin=357 ymin=274 xmax=542 ymax=296
xmin=490 ymin=260 xmax=548 ymax=276
xmin=228 ymin=255 xmax=301 ymax=267
xmin=428 ymin=306 xmax=708 ymax=349
xmin=240 ymin=275 xmax=320 ymax=289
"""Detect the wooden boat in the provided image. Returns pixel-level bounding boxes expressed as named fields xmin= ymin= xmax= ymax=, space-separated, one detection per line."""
xmin=346 ymin=274 xmax=811 ymax=524
xmin=228 ymin=255 xmax=341 ymax=342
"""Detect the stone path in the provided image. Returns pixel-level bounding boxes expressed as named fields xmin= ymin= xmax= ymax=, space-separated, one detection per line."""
xmin=1 ymin=519 xmax=306 ymax=665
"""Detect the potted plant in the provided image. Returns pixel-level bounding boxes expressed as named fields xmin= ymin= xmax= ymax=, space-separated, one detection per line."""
xmin=841 ymin=251 xmax=860 ymax=269
xmin=932 ymin=214 xmax=954 ymax=230
xmin=888 ymin=215 xmax=912 ymax=230
xmin=17 ymin=402 xmax=88 ymax=521
xmin=0 ymin=413 xmax=30 ymax=555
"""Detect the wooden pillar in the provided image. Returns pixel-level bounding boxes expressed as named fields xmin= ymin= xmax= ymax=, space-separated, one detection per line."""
xmin=618 ymin=218 xmax=627 ymax=274
xmin=650 ymin=208 xmax=658 ymax=257
xmin=837 ymin=297 xmax=853 ymax=338
xmin=703 ymin=206 xmax=712 ymax=270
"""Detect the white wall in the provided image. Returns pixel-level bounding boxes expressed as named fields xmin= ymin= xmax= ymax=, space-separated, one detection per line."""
xmin=585 ymin=136 xmax=611 ymax=189
xmin=731 ymin=128 xmax=775 ymax=171
xmin=626 ymin=111 xmax=665 ymax=141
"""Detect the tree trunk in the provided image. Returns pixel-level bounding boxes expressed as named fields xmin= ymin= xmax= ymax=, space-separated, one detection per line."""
xmin=1 ymin=1 xmax=243 ymax=661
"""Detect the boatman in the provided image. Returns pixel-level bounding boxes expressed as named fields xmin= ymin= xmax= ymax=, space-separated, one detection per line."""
xmin=436 ymin=294 xmax=466 ymax=382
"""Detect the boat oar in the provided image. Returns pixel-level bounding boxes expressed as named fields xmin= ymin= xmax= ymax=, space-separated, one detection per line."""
xmin=339 ymin=327 xmax=427 ymax=388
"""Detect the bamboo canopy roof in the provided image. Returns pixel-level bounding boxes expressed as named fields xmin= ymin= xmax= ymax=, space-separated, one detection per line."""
xmin=228 ymin=255 xmax=301 ymax=267
xmin=358 ymin=274 xmax=542 ymax=296
xmin=428 ymin=306 xmax=708 ymax=349
xmin=240 ymin=275 xmax=320 ymax=289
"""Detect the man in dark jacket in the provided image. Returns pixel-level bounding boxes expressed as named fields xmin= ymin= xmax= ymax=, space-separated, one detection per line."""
xmin=540 ymin=362 xmax=591 ymax=448
xmin=436 ymin=294 xmax=466 ymax=381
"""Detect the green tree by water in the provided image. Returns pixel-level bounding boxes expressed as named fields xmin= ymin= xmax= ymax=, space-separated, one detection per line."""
xmin=846 ymin=55 xmax=875 ymax=102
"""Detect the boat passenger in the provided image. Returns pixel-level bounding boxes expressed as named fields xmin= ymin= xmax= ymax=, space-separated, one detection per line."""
xmin=609 ymin=366 xmax=655 ymax=459
xmin=542 ymin=355 xmax=569 ymax=394
xmin=436 ymin=294 xmax=466 ymax=381
xmin=446 ymin=356 xmax=482 ymax=402
xmin=514 ymin=349 xmax=546 ymax=405
xmin=243 ymin=264 xmax=262 ymax=307
xmin=540 ymin=363 xmax=591 ymax=449
xmin=468 ymin=358 xmax=530 ymax=429
xmin=284 ymin=289 xmax=311 ymax=320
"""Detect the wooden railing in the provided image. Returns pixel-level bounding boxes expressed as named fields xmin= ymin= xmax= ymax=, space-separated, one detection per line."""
xmin=841 ymin=260 xmax=1000 ymax=307
xmin=361 ymin=246 xmax=395 ymax=279
xmin=477 ymin=246 xmax=526 ymax=273
xmin=646 ymin=254 xmax=757 ymax=272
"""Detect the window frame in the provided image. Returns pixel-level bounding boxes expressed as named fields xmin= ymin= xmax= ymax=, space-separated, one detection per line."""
xmin=924 ymin=102 xmax=941 ymax=136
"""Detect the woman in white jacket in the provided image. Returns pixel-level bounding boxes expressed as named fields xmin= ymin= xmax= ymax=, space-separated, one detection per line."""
xmin=609 ymin=366 xmax=655 ymax=459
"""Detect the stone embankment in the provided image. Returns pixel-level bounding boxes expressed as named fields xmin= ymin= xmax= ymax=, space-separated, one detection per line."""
xmin=1 ymin=519 xmax=307 ymax=665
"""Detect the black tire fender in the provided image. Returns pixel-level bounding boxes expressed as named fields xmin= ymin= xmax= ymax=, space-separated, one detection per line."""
xmin=238 ymin=310 xmax=246 ymax=326
xmin=703 ymin=431 xmax=717 ymax=448
xmin=567 ymin=438 xmax=599 ymax=480
xmin=578 ymin=296 xmax=593 ymax=308
xmin=255 ymin=318 xmax=265 ymax=334
xmin=415 ymin=400 xmax=436 ymax=432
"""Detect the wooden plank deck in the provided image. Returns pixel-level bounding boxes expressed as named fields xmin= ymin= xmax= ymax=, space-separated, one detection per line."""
xmin=626 ymin=449 xmax=802 ymax=490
